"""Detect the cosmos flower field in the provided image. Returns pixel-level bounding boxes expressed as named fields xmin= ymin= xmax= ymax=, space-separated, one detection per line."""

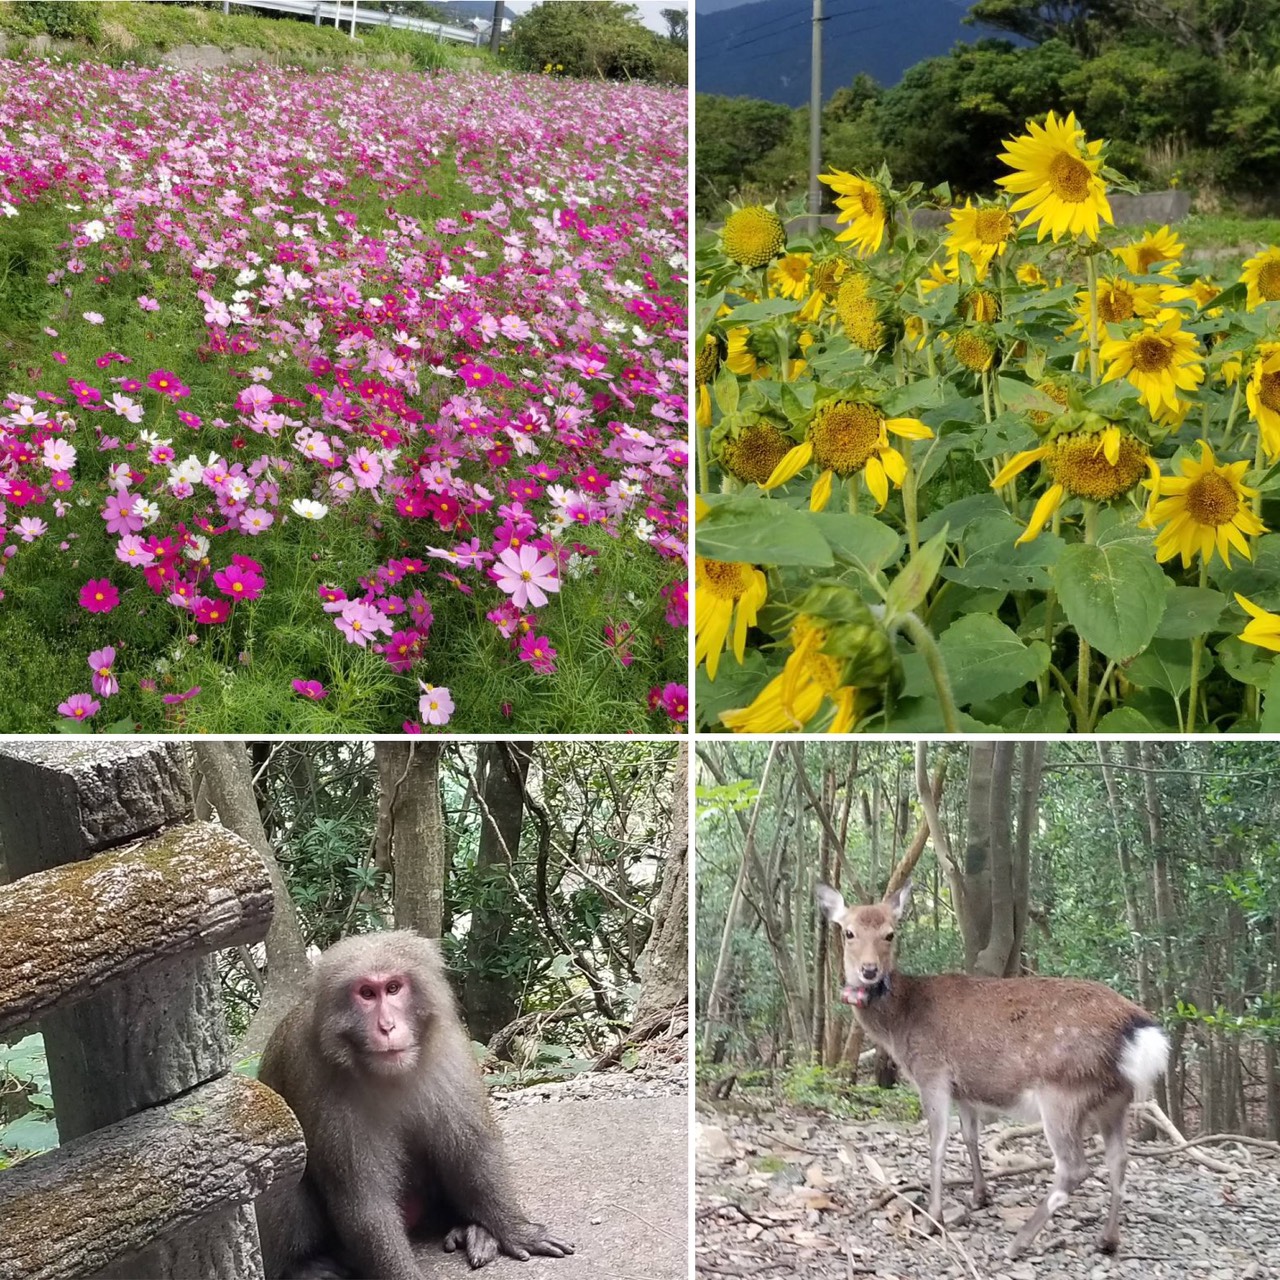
xmin=0 ymin=59 xmax=688 ymax=733
xmin=696 ymin=112 xmax=1280 ymax=735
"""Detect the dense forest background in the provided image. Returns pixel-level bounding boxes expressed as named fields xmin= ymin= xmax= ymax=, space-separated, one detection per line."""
xmin=696 ymin=0 xmax=1280 ymax=218
xmin=696 ymin=741 xmax=1280 ymax=1140
xmin=0 ymin=741 xmax=688 ymax=1155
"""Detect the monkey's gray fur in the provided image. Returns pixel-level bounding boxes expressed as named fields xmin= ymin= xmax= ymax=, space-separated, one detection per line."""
xmin=256 ymin=931 xmax=574 ymax=1280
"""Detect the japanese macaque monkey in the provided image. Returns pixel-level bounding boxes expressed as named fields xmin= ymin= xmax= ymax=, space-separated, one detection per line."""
xmin=256 ymin=931 xmax=573 ymax=1280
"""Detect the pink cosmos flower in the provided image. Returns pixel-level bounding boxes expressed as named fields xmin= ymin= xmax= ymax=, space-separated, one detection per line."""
xmin=335 ymin=600 xmax=391 ymax=647
xmin=83 ymin=312 xmax=105 ymax=325
xmin=80 ymin=578 xmax=119 ymax=613
xmin=195 ymin=598 xmax=230 ymax=625
xmin=292 ymin=679 xmax=328 ymax=700
xmin=116 ymin=534 xmax=155 ymax=566
xmin=88 ymin=646 xmax=119 ymax=697
xmin=138 ymin=296 xmax=160 ymax=311
xmin=660 ymin=683 xmax=688 ymax=723
xmin=518 ymin=633 xmax=557 ymax=675
xmin=147 ymin=370 xmax=189 ymax=398
xmin=213 ymin=563 xmax=265 ymax=602
xmin=103 ymin=491 xmax=144 ymax=535
xmin=162 ymin=686 xmax=201 ymax=705
xmin=418 ymin=682 xmax=454 ymax=727
xmin=16 ymin=517 xmax=47 ymax=542
xmin=379 ymin=630 xmax=422 ymax=673
xmin=493 ymin=544 xmax=560 ymax=609
xmin=58 ymin=693 xmax=100 ymax=722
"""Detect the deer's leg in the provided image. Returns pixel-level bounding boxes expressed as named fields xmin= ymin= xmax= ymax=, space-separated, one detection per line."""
xmin=1007 ymin=1098 xmax=1089 ymax=1259
xmin=917 ymin=1079 xmax=952 ymax=1226
xmin=956 ymin=1102 xmax=987 ymax=1209
xmin=1095 ymin=1096 xmax=1130 ymax=1254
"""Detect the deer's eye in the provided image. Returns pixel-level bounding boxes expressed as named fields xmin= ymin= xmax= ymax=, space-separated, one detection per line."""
xmin=885 ymin=931 xmax=895 ymax=942
xmin=844 ymin=928 xmax=855 ymax=940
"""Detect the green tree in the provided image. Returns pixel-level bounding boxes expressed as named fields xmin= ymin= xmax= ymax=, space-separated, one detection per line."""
xmin=508 ymin=1 xmax=686 ymax=84
xmin=695 ymin=94 xmax=795 ymax=218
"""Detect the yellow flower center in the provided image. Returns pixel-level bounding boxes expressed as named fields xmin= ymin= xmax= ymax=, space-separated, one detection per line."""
xmin=1030 ymin=381 xmax=1071 ymax=425
xmin=963 ymin=289 xmax=999 ymax=322
xmin=722 ymin=206 xmax=786 ymax=269
xmin=720 ymin=422 xmax=793 ymax=486
xmin=1130 ymin=333 xmax=1174 ymax=373
xmin=1098 ymin=285 xmax=1135 ymax=324
xmin=838 ymin=295 xmax=884 ymax=351
xmin=858 ymin=189 xmax=881 ymax=217
xmin=1134 ymin=246 xmax=1164 ymax=272
xmin=1259 ymin=370 xmax=1280 ymax=413
xmin=695 ymin=335 xmax=719 ymax=385
xmin=813 ymin=259 xmax=843 ymax=293
xmin=1259 ymin=261 xmax=1280 ymax=302
xmin=1048 ymin=432 xmax=1149 ymax=502
xmin=1185 ymin=473 xmax=1240 ymax=527
xmin=954 ymin=330 xmax=995 ymax=372
xmin=700 ymin=559 xmax=754 ymax=601
xmin=1049 ymin=150 xmax=1091 ymax=203
xmin=973 ymin=208 xmax=1012 ymax=244
xmin=810 ymin=402 xmax=883 ymax=476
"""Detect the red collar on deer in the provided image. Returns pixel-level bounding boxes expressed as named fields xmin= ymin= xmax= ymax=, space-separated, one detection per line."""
xmin=842 ymin=974 xmax=891 ymax=1007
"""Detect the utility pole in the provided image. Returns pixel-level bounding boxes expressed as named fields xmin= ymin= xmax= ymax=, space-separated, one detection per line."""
xmin=808 ymin=0 xmax=823 ymax=238
xmin=490 ymin=1 xmax=505 ymax=54
xmin=350 ymin=0 xmax=357 ymax=38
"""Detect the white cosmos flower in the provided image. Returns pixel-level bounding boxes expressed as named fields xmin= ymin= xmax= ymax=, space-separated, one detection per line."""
xmin=133 ymin=498 xmax=160 ymax=526
xmin=82 ymin=219 xmax=106 ymax=242
xmin=185 ymin=535 xmax=210 ymax=561
xmin=291 ymin=499 xmax=329 ymax=520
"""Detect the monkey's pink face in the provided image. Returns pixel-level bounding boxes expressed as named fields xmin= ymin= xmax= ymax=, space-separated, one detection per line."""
xmin=351 ymin=972 xmax=421 ymax=1074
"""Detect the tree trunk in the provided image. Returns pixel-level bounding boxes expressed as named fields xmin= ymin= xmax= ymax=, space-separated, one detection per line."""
xmin=462 ymin=744 xmax=532 ymax=1041
xmin=1009 ymin=740 xmax=1043 ymax=974
xmin=960 ymin=741 xmax=996 ymax=970
xmin=375 ymin=743 xmax=447 ymax=939
xmin=192 ymin=742 xmax=310 ymax=1056
xmin=974 ymin=743 xmax=1016 ymax=977
xmin=632 ymin=745 xmax=689 ymax=1026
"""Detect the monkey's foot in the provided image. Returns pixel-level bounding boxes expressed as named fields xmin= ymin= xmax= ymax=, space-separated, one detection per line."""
xmin=444 ymin=1225 xmax=499 ymax=1268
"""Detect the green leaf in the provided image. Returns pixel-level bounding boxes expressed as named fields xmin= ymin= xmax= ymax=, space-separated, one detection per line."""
xmin=696 ymin=289 xmax=725 ymax=347
xmin=1094 ymin=706 xmax=1157 ymax=733
xmin=1217 ymin=635 xmax=1274 ymax=689
xmin=935 ymin=614 xmax=1050 ymax=707
xmin=942 ymin=517 xmax=1062 ymax=592
xmin=698 ymin=493 xmax=833 ymax=568
xmin=1261 ymin=663 xmax=1280 ymax=732
xmin=884 ymin=527 xmax=949 ymax=620
xmin=918 ymin=493 xmax=1005 ymax=541
xmin=999 ymin=694 xmax=1069 ymax=733
xmin=1154 ymin=586 xmax=1229 ymax=640
xmin=695 ymin=650 xmax=771 ymax=726
xmin=809 ymin=513 xmax=903 ymax=574
xmin=724 ymin=297 xmax=800 ymax=326
xmin=875 ymin=693 xmax=997 ymax=733
xmin=1052 ymin=543 xmax=1167 ymax=662
xmin=712 ymin=366 xmax=739 ymax=417
xmin=1125 ymin=638 xmax=1195 ymax=699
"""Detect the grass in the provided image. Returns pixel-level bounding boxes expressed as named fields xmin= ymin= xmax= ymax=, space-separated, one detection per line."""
xmin=0 ymin=1 xmax=499 ymax=73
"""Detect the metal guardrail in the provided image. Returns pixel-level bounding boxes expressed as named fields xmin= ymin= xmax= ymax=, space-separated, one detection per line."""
xmin=213 ymin=0 xmax=484 ymax=45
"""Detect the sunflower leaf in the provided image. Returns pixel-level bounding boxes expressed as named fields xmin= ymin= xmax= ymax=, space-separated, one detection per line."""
xmin=1052 ymin=543 xmax=1167 ymax=663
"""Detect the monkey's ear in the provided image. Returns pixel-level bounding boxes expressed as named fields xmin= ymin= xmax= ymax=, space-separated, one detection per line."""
xmin=815 ymin=883 xmax=845 ymax=922
xmin=885 ymin=879 xmax=912 ymax=922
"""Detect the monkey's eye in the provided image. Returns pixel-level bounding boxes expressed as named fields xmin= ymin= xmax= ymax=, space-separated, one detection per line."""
xmin=358 ymin=985 xmax=376 ymax=1001
xmin=885 ymin=931 xmax=895 ymax=942
xmin=844 ymin=928 xmax=855 ymax=940
xmin=386 ymin=980 xmax=402 ymax=996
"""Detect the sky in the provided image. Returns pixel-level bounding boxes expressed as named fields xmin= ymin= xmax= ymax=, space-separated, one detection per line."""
xmin=500 ymin=1 xmax=687 ymax=36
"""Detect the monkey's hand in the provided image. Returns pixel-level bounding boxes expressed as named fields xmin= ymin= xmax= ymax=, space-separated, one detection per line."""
xmin=443 ymin=1222 xmax=575 ymax=1268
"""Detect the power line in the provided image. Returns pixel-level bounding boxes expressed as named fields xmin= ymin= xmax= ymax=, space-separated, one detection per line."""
xmin=715 ymin=1 xmax=878 ymax=56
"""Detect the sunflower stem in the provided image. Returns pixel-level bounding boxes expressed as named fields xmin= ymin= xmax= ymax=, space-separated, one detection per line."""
xmin=1252 ymin=427 xmax=1266 ymax=519
xmin=896 ymin=611 xmax=960 ymax=734
xmin=1075 ymin=502 xmax=1099 ymax=728
xmin=847 ymin=473 xmax=859 ymax=515
xmin=697 ymin=423 xmax=711 ymax=493
xmin=1086 ymin=250 xmax=1100 ymax=385
xmin=981 ymin=368 xmax=993 ymax=423
xmin=1187 ymin=558 xmax=1211 ymax=732
xmin=1088 ymin=659 xmax=1117 ymax=727
xmin=903 ymin=443 xmax=920 ymax=558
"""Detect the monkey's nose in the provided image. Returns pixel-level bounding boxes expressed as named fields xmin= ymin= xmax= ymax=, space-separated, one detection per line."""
xmin=860 ymin=964 xmax=879 ymax=981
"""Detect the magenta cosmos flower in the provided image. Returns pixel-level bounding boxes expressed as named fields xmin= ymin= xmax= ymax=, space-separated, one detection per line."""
xmin=88 ymin=646 xmax=118 ymax=697
xmin=493 ymin=544 xmax=560 ymax=609
xmin=80 ymin=578 xmax=119 ymax=613
xmin=292 ymin=679 xmax=328 ymax=700
xmin=518 ymin=633 xmax=557 ymax=675
xmin=213 ymin=563 xmax=265 ymax=602
xmin=58 ymin=693 xmax=100 ymax=722
xmin=147 ymin=369 xmax=190 ymax=398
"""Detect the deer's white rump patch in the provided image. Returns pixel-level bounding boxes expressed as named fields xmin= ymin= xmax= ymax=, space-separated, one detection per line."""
xmin=1118 ymin=1025 xmax=1169 ymax=1097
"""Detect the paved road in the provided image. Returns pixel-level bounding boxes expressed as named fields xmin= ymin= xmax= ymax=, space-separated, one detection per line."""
xmin=430 ymin=1095 xmax=689 ymax=1280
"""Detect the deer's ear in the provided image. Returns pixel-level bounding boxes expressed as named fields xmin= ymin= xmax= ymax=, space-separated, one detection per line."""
xmin=815 ymin=883 xmax=846 ymax=922
xmin=885 ymin=879 xmax=913 ymax=922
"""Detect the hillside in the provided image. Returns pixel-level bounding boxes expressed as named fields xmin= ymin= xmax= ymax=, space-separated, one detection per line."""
xmin=695 ymin=0 xmax=1014 ymax=104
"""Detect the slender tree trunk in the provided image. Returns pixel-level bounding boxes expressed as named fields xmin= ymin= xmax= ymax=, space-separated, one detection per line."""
xmin=974 ymin=743 xmax=1016 ymax=977
xmin=960 ymin=741 xmax=996 ymax=970
xmin=373 ymin=743 xmax=447 ymax=940
xmin=461 ymin=744 xmax=532 ymax=1041
xmin=1009 ymin=740 xmax=1043 ymax=974
xmin=191 ymin=742 xmax=310 ymax=1055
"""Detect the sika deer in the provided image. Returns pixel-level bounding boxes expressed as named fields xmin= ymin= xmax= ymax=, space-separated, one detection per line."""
xmin=817 ymin=880 xmax=1168 ymax=1259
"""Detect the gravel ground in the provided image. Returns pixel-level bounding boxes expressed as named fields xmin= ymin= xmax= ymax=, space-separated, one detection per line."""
xmin=696 ymin=1103 xmax=1279 ymax=1280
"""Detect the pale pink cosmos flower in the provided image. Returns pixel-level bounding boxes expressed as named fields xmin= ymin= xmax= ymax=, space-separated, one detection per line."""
xmin=137 ymin=296 xmax=160 ymax=311
xmin=82 ymin=311 xmax=105 ymax=325
xmin=116 ymin=534 xmax=155 ymax=566
xmin=493 ymin=544 xmax=560 ymax=609
xmin=418 ymin=682 xmax=455 ymax=727
xmin=16 ymin=517 xmax=47 ymax=542
xmin=42 ymin=438 xmax=76 ymax=471
xmin=335 ymin=600 xmax=392 ymax=647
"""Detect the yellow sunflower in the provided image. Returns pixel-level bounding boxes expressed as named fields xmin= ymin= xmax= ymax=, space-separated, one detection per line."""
xmin=716 ymin=420 xmax=796 ymax=487
xmin=951 ymin=327 xmax=997 ymax=373
xmin=769 ymin=252 xmax=812 ymax=300
xmin=763 ymin=397 xmax=932 ymax=512
xmin=1113 ymin=225 xmax=1184 ymax=276
xmin=835 ymin=275 xmax=889 ymax=351
xmin=720 ymin=205 xmax=786 ymax=269
xmin=725 ymin=326 xmax=766 ymax=378
xmin=992 ymin=425 xmax=1157 ymax=544
xmin=1235 ymin=593 xmax=1280 ymax=652
xmin=1143 ymin=441 xmax=1265 ymax=569
xmin=1017 ymin=262 xmax=1047 ymax=286
xmin=1247 ymin=342 xmax=1280 ymax=458
xmin=944 ymin=201 xmax=1016 ymax=276
xmin=996 ymin=110 xmax=1113 ymax=242
xmin=695 ymin=555 xmax=768 ymax=680
xmin=819 ymin=170 xmax=888 ymax=257
xmin=1100 ymin=314 xmax=1204 ymax=418
xmin=1070 ymin=275 xmax=1162 ymax=344
xmin=719 ymin=615 xmax=856 ymax=733
xmin=1241 ymin=246 xmax=1280 ymax=310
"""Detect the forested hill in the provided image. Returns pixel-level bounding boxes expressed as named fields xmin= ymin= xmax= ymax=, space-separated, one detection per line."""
xmin=695 ymin=0 xmax=1012 ymax=105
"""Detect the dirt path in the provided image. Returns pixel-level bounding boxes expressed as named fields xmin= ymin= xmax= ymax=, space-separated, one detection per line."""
xmin=432 ymin=1094 xmax=689 ymax=1280
xmin=697 ymin=1104 xmax=1279 ymax=1280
